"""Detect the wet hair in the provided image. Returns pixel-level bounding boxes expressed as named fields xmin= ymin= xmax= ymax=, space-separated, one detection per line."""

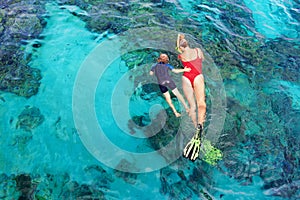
xmin=179 ymin=39 xmax=188 ymax=48
xmin=158 ymin=53 xmax=169 ymax=64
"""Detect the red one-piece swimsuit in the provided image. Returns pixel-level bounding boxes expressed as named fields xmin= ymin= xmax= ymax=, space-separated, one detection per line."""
xmin=179 ymin=48 xmax=203 ymax=87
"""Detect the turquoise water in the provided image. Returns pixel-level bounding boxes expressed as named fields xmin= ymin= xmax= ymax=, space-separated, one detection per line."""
xmin=0 ymin=0 xmax=299 ymax=199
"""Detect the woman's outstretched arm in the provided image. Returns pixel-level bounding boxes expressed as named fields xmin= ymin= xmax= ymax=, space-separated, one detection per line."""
xmin=176 ymin=34 xmax=185 ymax=53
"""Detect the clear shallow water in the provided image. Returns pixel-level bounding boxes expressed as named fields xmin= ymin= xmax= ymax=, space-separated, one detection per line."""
xmin=0 ymin=0 xmax=299 ymax=199
xmin=244 ymin=0 xmax=299 ymax=39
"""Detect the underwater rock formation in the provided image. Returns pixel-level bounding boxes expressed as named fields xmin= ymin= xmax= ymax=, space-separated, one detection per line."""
xmin=159 ymin=163 xmax=215 ymax=199
xmin=59 ymin=0 xmax=181 ymax=35
xmin=0 ymin=169 xmax=115 ymax=199
xmin=188 ymin=1 xmax=299 ymax=198
xmin=16 ymin=106 xmax=45 ymax=132
xmin=0 ymin=65 xmax=42 ymax=98
xmin=0 ymin=1 xmax=46 ymax=97
xmin=0 ymin=174 xmax=19 ymax=199
xmin=84 ymin=164 xmax=114 ymax=188
xmin=219 ymin=92 xmax=300 ymax=196
xmin=160 ymin=167 xmax=192 ymax=198
xmin=114 ymin=159 xmax=138 ymax=184
xmin=15 ymin=174 xmax=36 ymax=200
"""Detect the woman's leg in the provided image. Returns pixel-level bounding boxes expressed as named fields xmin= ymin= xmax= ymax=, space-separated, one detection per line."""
xmin=163 ymin=91 xmax=181 ymax=117
xmin=171 ymin=88 xmax=189 ymax=113
xmin=193 ymin=74 xmax=206 ymax=126
xmin=182 ymin=76 xmax=197 ymax=127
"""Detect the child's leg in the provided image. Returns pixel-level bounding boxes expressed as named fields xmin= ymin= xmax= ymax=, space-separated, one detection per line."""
xmin=163 ymin=91 xmax=181 ymax=117
xmin=171 ymin=88 xmax=189 ymax=113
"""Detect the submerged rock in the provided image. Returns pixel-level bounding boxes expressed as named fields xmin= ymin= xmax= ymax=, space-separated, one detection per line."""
xmin=160 ymin=164 xmax=215 ymax=199
xmin=0 ymin=174 xmax=19 ymax=199
xmin=114 ymin=159 xmax=138 ymax=184
xmin=11 ymin=129 xmax=33 ymax=147
xmin=6 ymin=13 xmax=43 ymax=40
xmin=0 ymin=1 xmax=46 ymax=97
xmin=15 ymin=174 xmax=35 ymax=200
xmin=72 ymin=183 xmax=105 ymax=199
xmin=16 ymin=106 xmax=44 ymax=132
xmin=60 ymin=0 xmax=180 ymax=35
xmin=0 ymin=64 xmax=42 ymax=98
xmin=264 ymin=180 xmax=300 ymax=198
xmin=84 ymin=165 xmax=114 ymax=187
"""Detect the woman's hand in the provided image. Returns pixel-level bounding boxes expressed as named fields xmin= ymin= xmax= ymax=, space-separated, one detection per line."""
xmin=179 ymin=34 xmax=185 ymax=40
xmin=177 ymin=33 xmax=185 ymax=53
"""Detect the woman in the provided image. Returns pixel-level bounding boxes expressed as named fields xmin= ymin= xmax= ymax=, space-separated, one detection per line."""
xmin=150 ymin=53 xmax=190 ymax=117
xmin=176 ymin=34 xmax=206 ymax=132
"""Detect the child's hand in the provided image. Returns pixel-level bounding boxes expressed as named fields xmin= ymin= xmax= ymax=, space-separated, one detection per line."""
xmin=184 ymin=67 xmax=191 ymax=72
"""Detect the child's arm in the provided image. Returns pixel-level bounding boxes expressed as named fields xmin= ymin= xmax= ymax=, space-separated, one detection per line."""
xmin=172 ymin=68 xmax=191 ymax=74
xmin=167 ymin=63 xmax=191 ymax=74
xmin=149 ymin=64 xmax=156 ymax=75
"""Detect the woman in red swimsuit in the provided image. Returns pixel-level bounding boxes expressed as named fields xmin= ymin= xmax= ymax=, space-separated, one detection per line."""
xmin=176 ymin=34 xmax=206 ymax=132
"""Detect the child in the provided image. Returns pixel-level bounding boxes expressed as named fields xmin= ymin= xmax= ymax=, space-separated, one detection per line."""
xmin=150 ymin=54 xmax=190 ymax=117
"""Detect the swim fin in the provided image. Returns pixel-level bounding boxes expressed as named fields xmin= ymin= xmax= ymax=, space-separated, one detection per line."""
xmin=183 ymin=124 xmax=203 ymax=161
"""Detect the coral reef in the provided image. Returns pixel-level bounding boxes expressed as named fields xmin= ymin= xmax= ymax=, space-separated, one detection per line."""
xmin=114 ymin=160 xmax=138 ymax=184
xmin=48 ymin=0 xmax=300 ymax=198
xmin=59 ymin=0 xmax=178 ymax=34
xmin=1 ymin=0 xmax=299 ymax=199
xmin=159 ymin=162 xmax=215 ymax=199
xmin=114 ymin=0 xmax=299 ymax=198
xmin=15 ymin=174 xmax=36 ymax=200
xmin=0 ymin=174 xmax=20 ymax=199
xmin=0 ymin=1 xmax=46 ymax=97
xmin=0 ymin=65 xmax=42 ymax=98
xmin=0 ymin=165 xmax=115 ymax=199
